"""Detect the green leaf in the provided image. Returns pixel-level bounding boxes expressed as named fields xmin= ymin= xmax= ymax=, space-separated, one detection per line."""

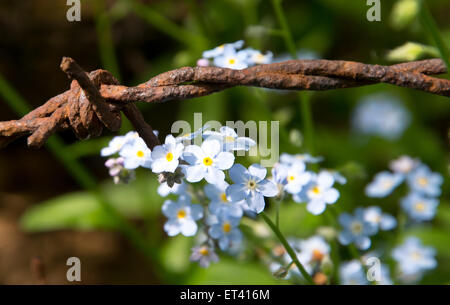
xmin=185 ymin=258 xmax=281 ymax=285
xmin=435 ymin=202 xmax=450 ymax=230
xmin=160 ymin=235 xmax=192 ymax=273
xmin=20 ymin=173 xmax=165 ymax=233
xmin=275 ymin=201 xmax=325 ymax=236
xmin=101 ymin=173 xmax=163 ymax=218
xmin=20 ymin=192 xmax=118 ymax=232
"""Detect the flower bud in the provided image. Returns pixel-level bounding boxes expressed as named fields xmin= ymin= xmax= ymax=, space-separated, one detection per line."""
xmin=273 ymin=266 xmax=289 ymax=279
xmin=289 ymin=129 xmax=303 ymax=147
xmin=387 ymin=42 xmax=438 ymax=62
xmin=313 ymin=272 xmax=328 ymax=285
xmin=316 ymin=226 xmax=337 ymax=241
xmin=390 ymin=0 xmax=419 ymax=30
xmin=196 ymin=58 xmax=210 ymax=67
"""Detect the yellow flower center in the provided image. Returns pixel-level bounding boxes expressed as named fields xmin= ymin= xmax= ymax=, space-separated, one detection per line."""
xmin=136 ymin=150 xmax=144 ymax=158
xmin=351 ymin=221 xmax=363 ymax=234
xmin=373 ymin=215 xmax=381 ymax=223
xmin=222 ymin=222 xmax=231 ymax=233
xmin=203 ymin=157 xmax=213 ymax=166
xmin=247 ymin=180 xmax=257 ymax=190
xmin=177 ymin=209 xmax=186 ymax=219
xmin=312 ymin=249 xmax=324 ymax=262
xmin=414 ymin=202 xmax=425 ymax=212
xmin=166 ymin=152 xmax=174 ymax=162
xmin=311 ymin=186 xmax=321 ymax=195
xmin=199 ymin=247 xmax=209 ymax=256
xmin=383 ymin=180 xmax=393 ymax=189
xmin=287 ymin=175 xmax=295 ymax=182
xmin=220 ymin=193 xmax=228 ymax=202
xmin=224 ymin=136 xmax=235 ymax=143
xmin=228 ymin=58 xmax=236 ymax=65
xmin=411 ymin=251 xmax=422 ymax=260
xmin=115 ymin=143 xmax=124 ymax=150
xmin=417 ymin=177 xmax=428 ymax=186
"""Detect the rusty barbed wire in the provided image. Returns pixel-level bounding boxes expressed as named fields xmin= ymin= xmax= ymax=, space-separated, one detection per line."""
xmin=0 ymin=57 xmax=448 ymax=150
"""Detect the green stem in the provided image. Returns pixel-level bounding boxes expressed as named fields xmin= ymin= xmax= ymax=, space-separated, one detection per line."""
xmin=275 ymin=201 xmax=280 ymax=228
xmin=348 ymin=244 xmax=374 ymax=285
xmin=260 ymin=212 xmax=315 ymax=284
xmin=125 ymin=0 xmax=206 ymax=51
xmin=271 ymin=0 xmax=315 ymax=154
xmin=271 ymin=0 xmax=297 ymax=59
xmin=418 ymin=0 xmax=450 ymax=70
xmin=348 ymin=243 xmax=361 ymax=261
xmin=298 ymin=91 xmax=315 ymax=155
xmin=94 ymin=0 xmax=122 ymax=82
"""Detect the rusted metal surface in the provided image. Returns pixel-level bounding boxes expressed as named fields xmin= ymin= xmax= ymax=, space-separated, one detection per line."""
xmin=0 ymin=57 xmax=448 ymax=150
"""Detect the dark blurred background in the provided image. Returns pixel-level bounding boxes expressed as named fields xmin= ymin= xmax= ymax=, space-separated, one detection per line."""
xmin=0 ymin=0 xmax=449 ymax=284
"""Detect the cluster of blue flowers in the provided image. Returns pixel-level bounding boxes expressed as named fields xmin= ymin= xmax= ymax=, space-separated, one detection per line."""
xmin=272 ymin=153 xmax=342 ymax=215
xmin=338 ymin=206 xmax=396 ymax=250
xmin=331 ymin=155 xmax=441 ymax=284
xmin=357 ymin=156 xmax=440 ymax=282
xmin=366 ymin=155 xmax=442 ymax=222
xmin=101 ymin=122 xmax=344 ymax=269
xmin=392 ymin=237 xmax=437 ymax=282
xmin=101 ymin=125 xmax=277 ymax=266
xmin=197 ymin=40 xmax=273 ymax=69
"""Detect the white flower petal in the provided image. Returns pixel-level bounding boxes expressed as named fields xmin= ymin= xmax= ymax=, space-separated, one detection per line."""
xmin=205 ymin=167 xmax=225 ymax=185
xmin=323 ymin=188 xmax=339 ymax=204
xmin=123 ymin=158 xmax=140 ymax=170
xmin=164 ymin=219 xmax=181 ymax=236
xmin=248 ymin=164 xmax=267 ymax=181
xmin=180 ymin=220 xmax=198 ymax=237
xmin=246 ymin=192 xmax=265 ymax=213
xmin=317 ymin=171 xmax=334 ymax=188
xmin=380 ymin=215 xmax=397 ymax=230
xmin=165 ymin=134 xmax=177 ymax=146
xmin=307 ymin=200 xmax=326 ymax=215
xmin=202 ymin=139 xmax=221 ymax=157
xmin=151 ymin=145 xmax=166 ymax=159
xmin=101 ymin=146 xmax=117 ymax=157
xmin=183 ymin=145 xmax=204 ymax=164
xmin=151 ymin=158 xmax=167 ymax=173
xmin=185 ymin=164 xmax=206 ymax=182
xmin=236 ymin=137 xmax=256 ymax=149
xmin=157 ymin=183 xmax=171 ymax=197
xmin=220 ymin=126 xmax=238 ymax=138
xmin=214 ymin=152 xmax=235 ymax=170
xmin=258 ymin=180 xmax=278 ymax=197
